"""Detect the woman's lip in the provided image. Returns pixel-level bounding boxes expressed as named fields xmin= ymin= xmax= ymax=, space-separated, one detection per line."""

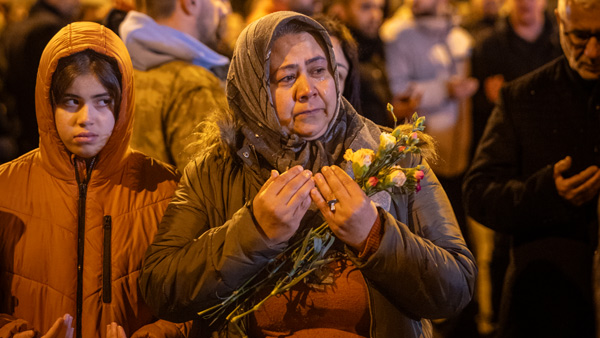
xmin=295 ymin=108 xmax=323 ymax=116
xmin=74 ymin=132 xmax=98 ymax=143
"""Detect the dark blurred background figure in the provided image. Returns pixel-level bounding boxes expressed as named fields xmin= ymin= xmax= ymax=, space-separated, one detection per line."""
xmin=471 ymin=0 xmax=561 ymax=151
xmin=326 ymin=0 xmax=396 ymax=127
xmin=313 ymin=14 xmax=362 ymax=110
xmin=461 ymin=0 xmax=505 ymax=41
xmin=467 ymin=0 xmax=562 ymax=334
xmin=119 ymin=0 xmax=230 ymax=171
xmin=246 ymin=0 xmax=321 ymax=24
xmin=464 ymin=0 xmax=600 ymax=335
xmin=0 ymin=0 xmax=80 ymax=159
xmin=102 ymin=0 xmax=135 ymax=34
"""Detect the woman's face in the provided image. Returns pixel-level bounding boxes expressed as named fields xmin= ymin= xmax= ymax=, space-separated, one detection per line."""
xmin=55 ymin=73 xmax=116 ymax=158
xmin=331 ymin=36 xmax=349 ymax=94
xmin=269 ymin=32 xmax=337 ymax=140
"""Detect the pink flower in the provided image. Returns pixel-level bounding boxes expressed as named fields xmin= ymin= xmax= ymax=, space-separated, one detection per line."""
xmin=367 ymin=176 xmax=379 ymax=187
xmin=414 ymin=170 xmax=424 ymax=180
xmin=411 ymin=132 xmax=418 ymax=140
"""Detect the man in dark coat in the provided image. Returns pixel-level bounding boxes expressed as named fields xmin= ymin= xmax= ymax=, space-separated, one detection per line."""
xmin=468 ymin=0 xmax=562 ymax=330
xmin=463 ymin=0 xmax=600 ymax=336
xmin=0 ymin=0 xmax=79 ymax=156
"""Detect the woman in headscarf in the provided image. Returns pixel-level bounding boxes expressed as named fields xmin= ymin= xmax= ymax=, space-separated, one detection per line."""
xmin=0 ymin=22 xmax=185 ymax=337
xmin=140 ymin=12 xmax=476 ymax=338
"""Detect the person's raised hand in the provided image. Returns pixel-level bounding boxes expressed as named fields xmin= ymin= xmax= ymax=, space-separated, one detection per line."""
xmin=554 ymin=156 xmax=600 ymax=206
xmin=310 ymin=166 xmax=378 ymax=251
xmin=448 ymin=76 xmax=479 ymax=100
xmin=392 ymin=84 xmax=422 ymax=120
xmin=253 ymin=165 xmax=314 ymax=244
xmin=484 ymin=74 xmax=504 ymax=104
xmin=106 ymin=322 xmax=126 ymax=338
xmin=15 ymin=314 xmax=74 ymax=338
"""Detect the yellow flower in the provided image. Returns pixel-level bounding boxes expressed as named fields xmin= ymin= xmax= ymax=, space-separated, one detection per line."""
xmin=379 ymin=132 xmax=396 ymax=152
xmin=344 ymin=148 xmax=374 ymax=167
xmin=344 ymin=148 xmax=374 ymax=177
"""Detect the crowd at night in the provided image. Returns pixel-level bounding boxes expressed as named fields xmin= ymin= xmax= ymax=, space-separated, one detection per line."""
xmin=0 ymin=0 xmax=598 ymax=337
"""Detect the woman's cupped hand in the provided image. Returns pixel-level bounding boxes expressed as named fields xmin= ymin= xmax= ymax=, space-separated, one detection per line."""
xmin=310 ymin=166 xmax=378 ymax=252
xmin=253 ymin=165 xmax=378 ymax=251
xmin=253 ymin=165 xmax=315 ymax=245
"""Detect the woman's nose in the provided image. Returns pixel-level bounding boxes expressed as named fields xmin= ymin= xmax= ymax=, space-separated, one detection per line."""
xmin=295 ymin=74 xmax=316 ymax=102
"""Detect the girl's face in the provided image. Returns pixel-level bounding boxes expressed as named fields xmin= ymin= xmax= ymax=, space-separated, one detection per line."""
xmin=55 ymin=73 xmax=116 ymax=158
xmin=269 ymin=32 xmax=337 ymax=140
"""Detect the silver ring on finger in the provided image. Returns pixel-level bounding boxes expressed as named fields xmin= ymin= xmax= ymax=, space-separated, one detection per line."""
xmin=327 ymin=198 xmax=339 ymax=212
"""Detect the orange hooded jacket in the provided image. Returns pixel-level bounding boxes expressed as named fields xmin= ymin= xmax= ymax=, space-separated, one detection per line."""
xmin=0 ymin=22 xmax=183 ymax=337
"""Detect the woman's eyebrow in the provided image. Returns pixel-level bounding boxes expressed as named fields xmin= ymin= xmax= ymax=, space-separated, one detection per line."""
xmin=275 ymin=55 xmax=327 ymax=73
xmin=306 ymin=55 xmax=327 ymax=65
xmin=92 ymin=92 xmax=110 ymax=99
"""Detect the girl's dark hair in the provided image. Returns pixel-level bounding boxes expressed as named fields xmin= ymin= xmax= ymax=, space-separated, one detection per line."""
xmin=51 ymin=49 xmax=122 ymax=118
xmin=312 ymin=14 xmax=361 ymax=111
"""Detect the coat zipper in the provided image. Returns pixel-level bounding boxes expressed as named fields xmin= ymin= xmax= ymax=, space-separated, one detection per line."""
xmin=74 ymin=157 xmax=95 ymax=338
xmin=102 ymin=215 xmax=112 ymax=303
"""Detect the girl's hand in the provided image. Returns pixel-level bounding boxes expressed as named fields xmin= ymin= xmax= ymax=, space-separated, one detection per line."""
xmin=106 ymin=322 xmax=126 ymax=338
xmin=15 ymin=314 xmax=74 ymax=338
xmin=311 ymin=165 xmax=378 ymax=251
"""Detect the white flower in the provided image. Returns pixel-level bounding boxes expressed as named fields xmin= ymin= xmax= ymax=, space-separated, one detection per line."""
xmin=388 ymin=169 xmax=407 ymax=187
xmin=379 ymin=132 xmax=396 ymax=151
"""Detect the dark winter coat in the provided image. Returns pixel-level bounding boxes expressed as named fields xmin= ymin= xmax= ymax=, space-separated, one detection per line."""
xmin=464 ymin=56 xmax=600 ymax=338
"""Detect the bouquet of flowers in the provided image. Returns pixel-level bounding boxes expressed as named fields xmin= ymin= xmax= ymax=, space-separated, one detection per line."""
xmin=198 ymin=110 xmax=429 ymax=336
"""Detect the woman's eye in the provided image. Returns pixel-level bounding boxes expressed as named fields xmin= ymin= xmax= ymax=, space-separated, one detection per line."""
xmin=62 ymin=98 xmax=79 ymax=107
xmin=96 ymin=98 xmax=112 ymax=107
xmin=311 ymin=67 xmax=327 ymax=76
xmin=278 ymin=75 xmax=296 ymax=84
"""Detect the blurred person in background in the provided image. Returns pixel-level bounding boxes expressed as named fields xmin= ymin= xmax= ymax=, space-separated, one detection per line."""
xmin=313 ymin=14 xmax=362 ymax=109
xmin=471 ymin=0 xmax=561 ymax=149
xmin=381 ymin=0 xmax=477 ymax=237
xmin=102 ymin=0 xmax=136 ymax=34
xmin=246 ymin=0 xmax=321 ymax=24
xmin=381 ymin=1 xmax=479 ymax=335
xmin=464 ymin=0 xmax=600 ymax=336
xmin=326 ymin=0 xmax=397 ymax=127
xmin=462 ymin=0 xmax=505 ymax=40
xmin=0 ymin=0 xmax=80 ymax=158
xmin=119 ymin=0 xmax=230 ymax=172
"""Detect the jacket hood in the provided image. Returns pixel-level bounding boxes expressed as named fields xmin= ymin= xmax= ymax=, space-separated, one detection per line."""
xmin=36 ymin=21 xmax=135 ymax=181
xmin=119 ymin=11 xmax=229 ymax=72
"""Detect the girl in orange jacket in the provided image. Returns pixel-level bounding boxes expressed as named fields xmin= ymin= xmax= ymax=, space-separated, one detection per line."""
xmin=0 ymin=22 xmax=183 ymax=338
